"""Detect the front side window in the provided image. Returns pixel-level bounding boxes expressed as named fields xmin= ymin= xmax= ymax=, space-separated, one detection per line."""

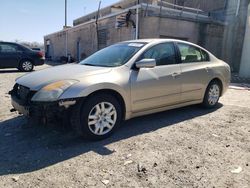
xmin=140 ymin=42 xmax=177 ymax=66
xmin=177 ymin=43 xmax=210 ymax=63
xmin=0 ymin=44 xmax=18 ymax=53
xmin=80 ymin=42 xmax=145 ymax=67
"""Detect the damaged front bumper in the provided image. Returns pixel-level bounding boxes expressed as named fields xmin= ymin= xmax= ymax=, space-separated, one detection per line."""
xmin=9 ymin=84 xmax=78 ymax=120
xmin=11 ymin=95 xmax=77 ymax=119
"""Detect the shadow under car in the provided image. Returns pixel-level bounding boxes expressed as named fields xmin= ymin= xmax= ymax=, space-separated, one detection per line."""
xmin=0 ymin=103 xmax=222 ymax=175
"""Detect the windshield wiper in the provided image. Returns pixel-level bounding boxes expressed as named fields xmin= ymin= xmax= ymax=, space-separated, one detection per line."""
xmin=83 ymin=63 xmax=113 ymax=67
xmin=82 ymin=63 xmax=98 ymax=66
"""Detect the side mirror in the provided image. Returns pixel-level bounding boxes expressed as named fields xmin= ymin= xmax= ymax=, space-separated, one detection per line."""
xmin=135 ymin=59 xmax=156 ymax=69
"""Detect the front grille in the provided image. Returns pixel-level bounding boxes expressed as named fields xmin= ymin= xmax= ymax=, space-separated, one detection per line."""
xmin=12 ymin=84 xmax=36 ymax=104
xmin=17 ymin=85 xmax=29 ymax=100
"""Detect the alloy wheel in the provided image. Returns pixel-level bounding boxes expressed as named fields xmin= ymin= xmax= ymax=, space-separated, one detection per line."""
xmin=22 ymin=61 xmax=33 ymax=71
xmin=88 ymin=102 xmax=117 ymax=135
xmin=208 ymin=84 xmax=220 ymax=105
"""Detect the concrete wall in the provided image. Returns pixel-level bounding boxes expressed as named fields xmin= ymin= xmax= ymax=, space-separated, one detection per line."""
xmin=45 ymin=16 xmax=224 ymax=62
xmin=74 ymin=0 xmax=146 ymax=26
xmin=160 ymin=0 xmax=226 ymax=11
xmin=67 ymin=25 xmax=97 ymax=59
xmin=44 ymin=31 xmax=67 ymax=60
xmin=45 ymin=11 xmax=136 ymax=61
xmin=45 ymin=4 xmax=225 ymax=62
xmin=43 ymin=0 xmax=234 ymax=67
xmin=44 ymin=0 xmax=250 ymax=77
xmin=183 ymin=0 xmax=226 ymax=11
xmin=139 ymin=16 xmax=199 ymax=42
xmin=221 ymin=0 xmax=250 ymax=72
xmin=200 ymin=24 xmax=225 ymax=58
xmin=239 ymin=4 xmax=250 ymax=78
xmin=74 ymin=0 xmax=227 ymax=26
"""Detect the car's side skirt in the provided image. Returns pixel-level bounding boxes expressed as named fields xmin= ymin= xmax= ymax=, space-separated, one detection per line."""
xmin=126 ymin=99 xmax=203 ymax=120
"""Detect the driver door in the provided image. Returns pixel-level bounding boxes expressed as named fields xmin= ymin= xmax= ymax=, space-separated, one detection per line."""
xmin=0 ymin=43 xmax=21 ymax=68
xmin=130 ymin=42 xmax=182 ymax=113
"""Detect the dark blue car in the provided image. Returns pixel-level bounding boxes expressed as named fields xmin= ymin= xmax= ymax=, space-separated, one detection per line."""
xmin=0 ymin=42 xmax=44 ymax=72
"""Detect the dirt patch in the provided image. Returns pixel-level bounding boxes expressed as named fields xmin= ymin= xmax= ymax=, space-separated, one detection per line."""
xmin=0 ymin=65 xmax=250 ymax=187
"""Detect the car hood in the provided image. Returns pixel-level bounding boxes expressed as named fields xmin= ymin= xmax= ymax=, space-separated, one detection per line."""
xmin=16 ymin=64 xmax=112 ymax=91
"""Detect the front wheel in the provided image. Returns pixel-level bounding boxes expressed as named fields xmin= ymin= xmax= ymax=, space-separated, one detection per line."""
xmin=202 ymin=81 xmax=221 ymax=108
xmin=71 ymin=94 xmax=122 ymax=140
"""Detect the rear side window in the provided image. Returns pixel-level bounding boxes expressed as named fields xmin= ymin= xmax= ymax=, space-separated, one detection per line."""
xmin=0 ymin=44 xmax=18 ymax=53
xmin=177 ymin=43 xmax=210 ymax=63
xmin=140 ymin=42 xmax=177 ymax=66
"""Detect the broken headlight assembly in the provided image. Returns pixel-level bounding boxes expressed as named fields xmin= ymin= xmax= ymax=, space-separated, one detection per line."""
xmin=31 ymin=80 xmax=78 ymax=102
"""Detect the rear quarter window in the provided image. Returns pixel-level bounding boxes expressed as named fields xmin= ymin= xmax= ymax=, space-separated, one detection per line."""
xmin=200 ymin=49 xmax=210 ymax=62
xmin=177 ymin=43 xmax=210 ymax=63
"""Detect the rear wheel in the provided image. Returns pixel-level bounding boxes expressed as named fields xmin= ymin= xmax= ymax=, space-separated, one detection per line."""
xmin=71 ymin=94 xmax=122 ymax=140
xmin=202 ymin=80 xmax=221 ymax=108
xmin=19 ymin=60 xmax=34 ymax=72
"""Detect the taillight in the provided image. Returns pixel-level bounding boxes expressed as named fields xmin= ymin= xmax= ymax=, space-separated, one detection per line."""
xmin=37 ymin=51 xmax=44 ymax=58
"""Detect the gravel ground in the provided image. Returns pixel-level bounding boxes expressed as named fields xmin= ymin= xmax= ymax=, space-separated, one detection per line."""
xmin=0 ymin=65 xmax=250 ymax=188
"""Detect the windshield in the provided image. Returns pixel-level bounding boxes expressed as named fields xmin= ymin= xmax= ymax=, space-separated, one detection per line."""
xmin=79 ymin=42 xmax=145 ymax=67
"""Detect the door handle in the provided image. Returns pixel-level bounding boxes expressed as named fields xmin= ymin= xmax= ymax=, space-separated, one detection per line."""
xmin=172 ymin=72 xmax=181 ymax=78
xmin=205 ymin=67 xmax=211 ymax=72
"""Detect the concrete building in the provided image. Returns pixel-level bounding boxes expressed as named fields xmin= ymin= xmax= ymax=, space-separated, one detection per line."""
xmin=239 ymin=3 xmax=250 ymax=78
xmin=44 ymin=0 xmax=250 ymax=77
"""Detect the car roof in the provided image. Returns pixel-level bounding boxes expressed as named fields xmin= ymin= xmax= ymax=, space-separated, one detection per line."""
xmin=124 ymin=38 xmax=198 ymax=45
xmin=0 ymin=41 xmax=19 ymax=45
xmin=130 ymin=38 xmax=208 ymax=49
xmin=0 ymin=42 xmax=32 ymax=50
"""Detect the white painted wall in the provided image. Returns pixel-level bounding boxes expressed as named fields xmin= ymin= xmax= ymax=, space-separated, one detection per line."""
xmin=239 ymin=4 xmax=250 ymax=78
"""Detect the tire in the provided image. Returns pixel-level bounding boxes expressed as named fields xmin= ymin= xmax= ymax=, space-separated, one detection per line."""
xmin=70 ymin=94 xmax=122 ymax=140
xmin=19 ymin=60 xmax=34 ymax=72
xmin=202 ymin=80 xmax=221 ymax=108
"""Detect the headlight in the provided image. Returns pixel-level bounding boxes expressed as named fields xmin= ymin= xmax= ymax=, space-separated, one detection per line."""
xmin=31 ymin=80 xmax=78 ymax=102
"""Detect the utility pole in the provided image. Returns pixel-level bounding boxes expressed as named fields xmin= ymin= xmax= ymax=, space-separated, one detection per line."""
xmin=65 ymin=0 xmax=68 ymax=58
xmin=96 ymin=1 xmax=101 ymax=50
xmin=135 ymin=0 xmax=139 ymax=39
xmin=65 ymin=0 xmax=67 ymax=27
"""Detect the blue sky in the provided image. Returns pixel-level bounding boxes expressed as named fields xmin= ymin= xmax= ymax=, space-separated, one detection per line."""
xmin=0 ymin=0 xmax=118 ymax=43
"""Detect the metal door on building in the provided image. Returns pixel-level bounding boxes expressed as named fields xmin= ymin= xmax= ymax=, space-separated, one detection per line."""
xmin=45 ymin=40 xmax=50 ymax=59
xmin=77 ymin=41 xmax=80 ymax=62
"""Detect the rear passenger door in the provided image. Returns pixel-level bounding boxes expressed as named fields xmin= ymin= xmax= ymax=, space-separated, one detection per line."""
xmin=176 ymin=42 xmax=212 ymax=102
xmin=0 ymin=44 xmax=21 ymax=68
